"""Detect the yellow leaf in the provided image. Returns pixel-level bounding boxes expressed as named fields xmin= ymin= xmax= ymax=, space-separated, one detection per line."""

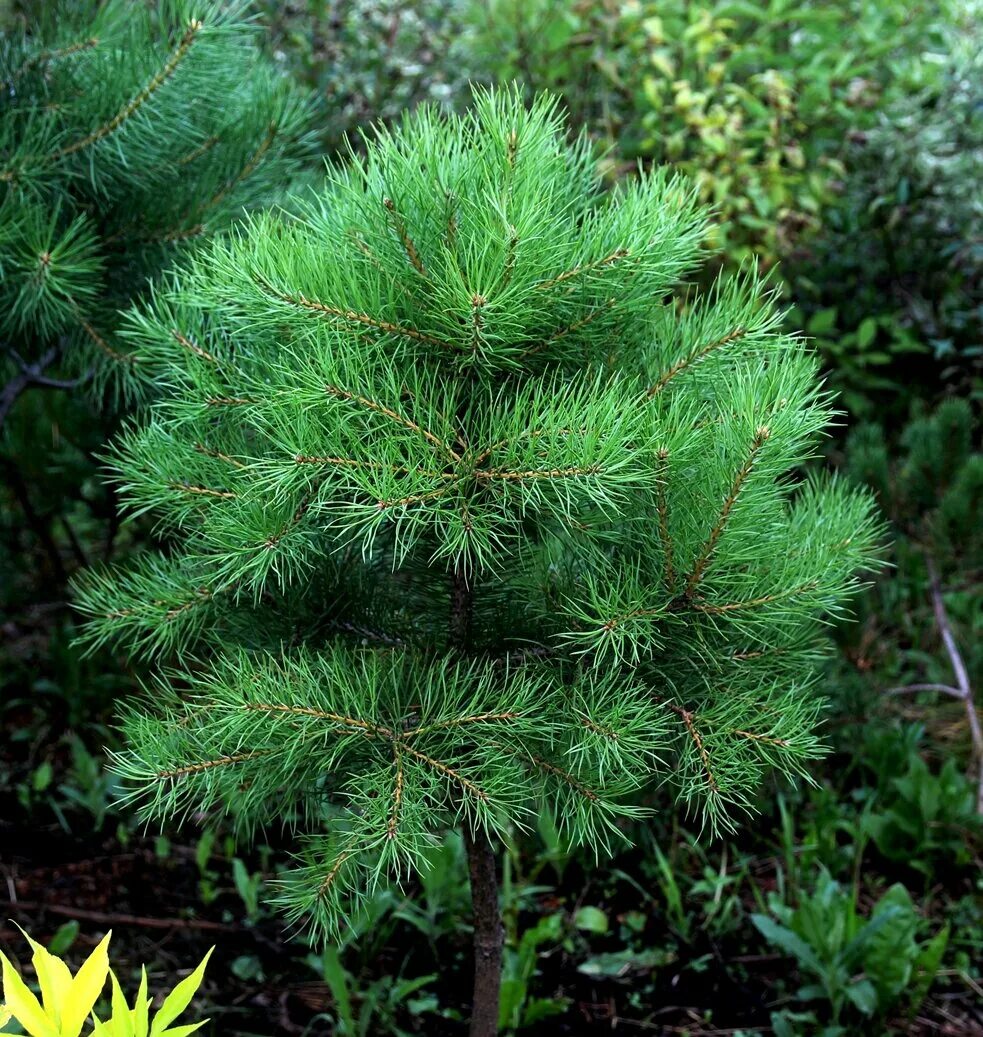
xmin=132 ymin=968 xmax=148 ymax=1036
xmin=92 ymin=970 xmax=133 ymax=1037
xmin=158 ymin=1022 xmax=208 ymax=1037
xmin=60 ymin=931 xmax=111 ymax=1037
xmin=0 ymin=952 xmax=58 ymax=1037
xmin=149 ymin=948 xmax=212 ymax=1037
xmin=14 ymin=925 xmax=72 ymax=1026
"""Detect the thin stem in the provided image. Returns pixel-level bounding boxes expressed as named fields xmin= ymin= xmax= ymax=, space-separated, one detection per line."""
xmin=926 ymin=557 xmax=983 ymax=814
xmin=0 ymin=346 xmax=60 ymax=427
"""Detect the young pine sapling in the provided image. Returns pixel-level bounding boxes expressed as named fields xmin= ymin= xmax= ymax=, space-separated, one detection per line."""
xmin=76 ymin=92 xmax=881 ymax=1035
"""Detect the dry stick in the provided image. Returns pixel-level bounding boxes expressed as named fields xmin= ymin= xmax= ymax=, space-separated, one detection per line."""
xmin=0 ymin=346 xmax=60 ymax=427
xmin=450 ymin=561 xmax=504 ymax=1037
xmin=890 ymin=557 xmax=983 ymax=813
xmin=1 ymin=901 xmax=239 ymax=933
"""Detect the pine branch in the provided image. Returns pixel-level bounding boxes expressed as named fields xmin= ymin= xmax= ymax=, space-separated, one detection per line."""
xmin=50 ymin=18 xmax=204 ymax=162
xmin=400 ymin=743 xmax=490 ymax=801
xmin=152 ymin=749 xmax=274 ymax=781
xmin=172 ymin=329 xmax=217 ymax=363
xmin=691 ymin=581 xmax=820 ymax=615
xmin=686 ymin=425 xmax=770 ymax=592
xmin=526 ymin=754 xmax=599 ymax=802
xmin=178 ymin=135 xmax=221 ymax=166
xmin=655 ymin=448 xmax=676 ymax=592
xmin=79 ymin=316 xmax=134 ymax=365
xmin=663 ymin=702 xmax=719 ymax=793
xmin=323 ymin=384 xmax=462 ymax=462
xmin=522 ymin=299 xmax=617 ymax=358
xmin=243 ymin=702 xmax=392 ymax=737
xmin=535 ymin=248 xmax=630 ymax=292
xmin=203 ymin=122 xmax=279 ymax=212
xmin=388 ymin=742 xmax=405 ymax=839
xmin=254 ymin=275 xmax=455 ymax=351
xmin=646 ymin=326 xmax=748 ymax=397
xmin=383 ymin=196 xmax=427 ymax=276
xmin=193 ymin=443 xmax=247 ymax=468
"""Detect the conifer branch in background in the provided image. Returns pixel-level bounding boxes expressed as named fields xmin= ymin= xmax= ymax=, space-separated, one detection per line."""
xmin=0 ymin=0 xmax=315 ymax=415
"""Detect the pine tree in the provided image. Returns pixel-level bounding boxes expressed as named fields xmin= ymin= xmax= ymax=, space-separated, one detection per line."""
xmin=74 ymin=91 xmax=882 ymax=1035
xmin=0 ymin=0 xmax=313 ymax=416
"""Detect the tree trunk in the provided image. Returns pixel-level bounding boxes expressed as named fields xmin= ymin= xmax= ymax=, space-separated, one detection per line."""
xmin=450 ymin=562 xmax=503 ymax=1035
xmin=464 ymin=824 xmax=504 ymax=1037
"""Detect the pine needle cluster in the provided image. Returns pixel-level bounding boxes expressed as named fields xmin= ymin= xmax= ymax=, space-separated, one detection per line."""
xmin=0 ymin=0 xmax=314 ymax=401
xmin=75 ymin=91 xmax=882 ymax=936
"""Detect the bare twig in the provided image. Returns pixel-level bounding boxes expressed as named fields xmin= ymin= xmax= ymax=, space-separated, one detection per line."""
xmin=887 ymin=682 xmax=963 ymax=699
xmin=0 ymin=347 xmax=59 ymax=426
xmin=0 ymin=900 xmax=240 ymax=932
xmin=892 ymin=556 xmax=983 ymax=813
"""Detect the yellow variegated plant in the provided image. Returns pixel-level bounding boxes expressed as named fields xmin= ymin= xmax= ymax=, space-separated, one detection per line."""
xmin=0 ymin=927 xmax=111 ymax=1037
xmin=0 ymin=928 xmax=211 ymax=1037
xmin=90 ymin=951 xmax=212 ymax=1037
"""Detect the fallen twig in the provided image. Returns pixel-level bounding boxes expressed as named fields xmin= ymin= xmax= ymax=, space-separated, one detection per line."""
xmin=1 ymin=899 xmax=241 ymax=932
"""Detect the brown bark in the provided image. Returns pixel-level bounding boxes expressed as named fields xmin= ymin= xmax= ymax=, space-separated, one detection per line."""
xmin=450 ymin=562 xmax=503 ymax=1035
xmin=464 ymin=824 xmax=504 ymax=1037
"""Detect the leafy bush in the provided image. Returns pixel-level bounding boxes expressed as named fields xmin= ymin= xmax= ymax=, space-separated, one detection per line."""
xmin=259 ymin=0 xmax=469 ymax=153
xmin=459 ymin=0 xmax=950 ymax=269
xmin=753 ymin=870 xmax=949 ymax=1032
xmin=790 ymin=0 xmax=982 ymax=407
xmin=842 ymin=400 xmax=982 ymax=815
xmin=863 ymin=754 xmax=981 ymax=872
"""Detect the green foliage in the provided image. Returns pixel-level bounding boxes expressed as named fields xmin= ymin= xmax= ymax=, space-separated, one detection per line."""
xmin=498 ymin=914 xmax=568 ymax=1030
xmin=847 ymin=399 xmax=981 ymax=564
xmin=798 ymin=307 xmax=930 ymax=417
xmin=863 ymin=754 xmax=982 ymax=872
xmin=0 ymin=929 xmax=211 ymax=1037
xmin=753 ymin=869 xmax=949 ymax=1031
xmin=72 ymin=91 xmax=881 ymax=940
xmin=259 ymin=0 xmax=467 ymax=154
xmin=791 ymin=0 xmax=982 ymax=399
xmin=459 ymin=0 xmax=950 ymax=269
